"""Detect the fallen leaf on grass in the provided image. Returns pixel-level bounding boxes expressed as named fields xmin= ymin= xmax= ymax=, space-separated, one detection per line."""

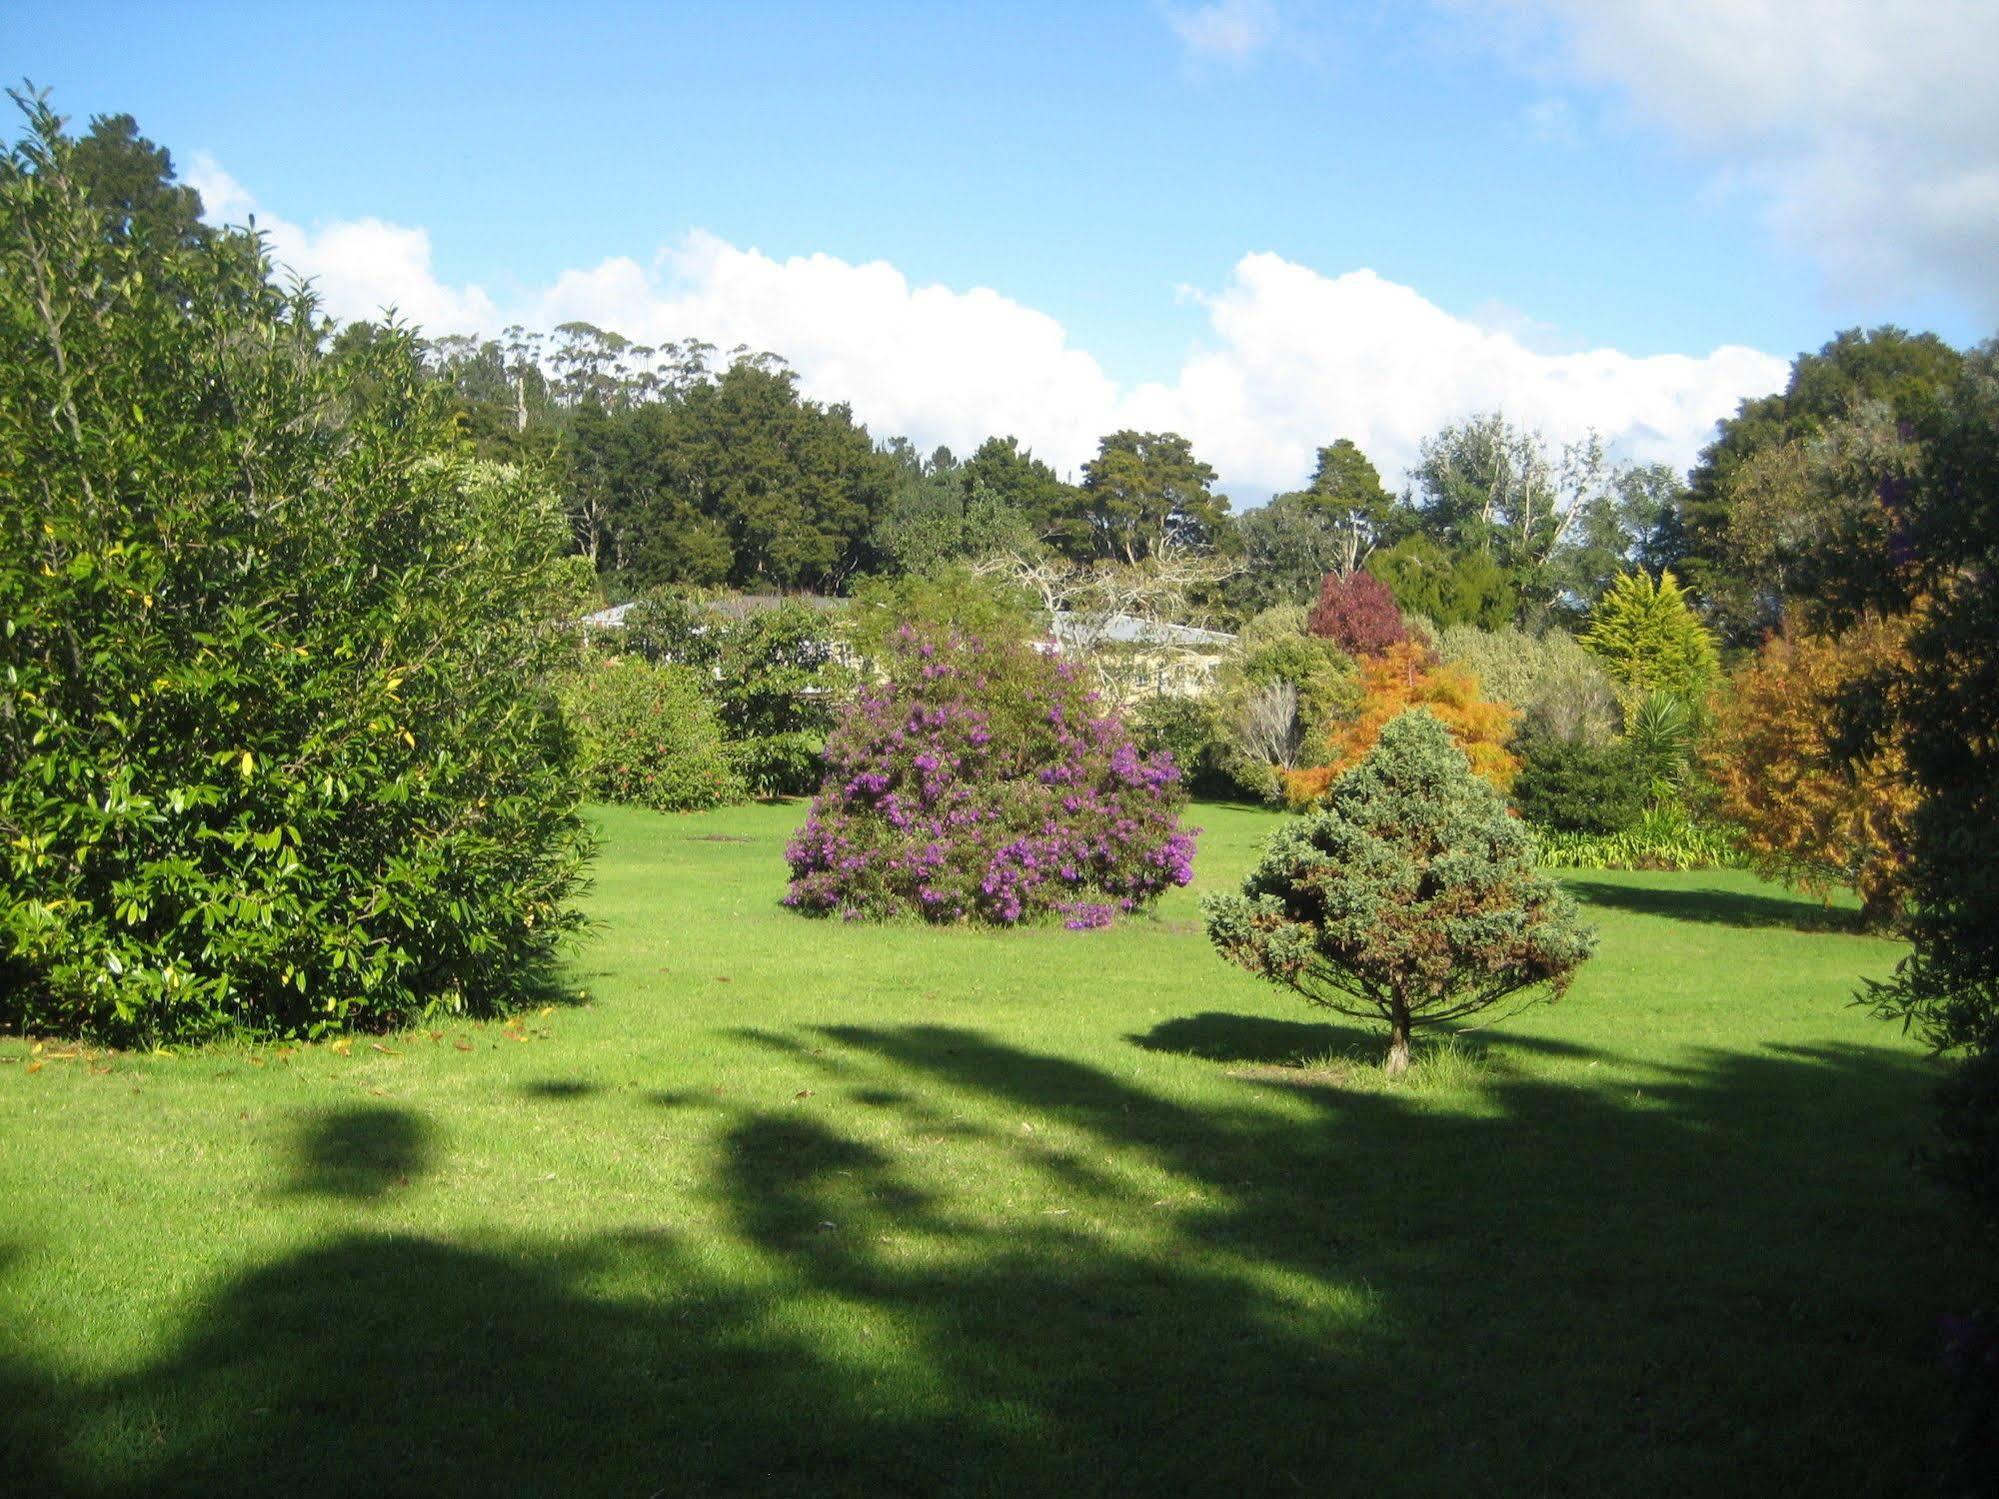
xmin=714 ymin=975 xmax=732 ymax=984
xmin=452 ymin=1039 xmax=474 ymax=1053
xmin=25 ymin=1061 xmax=44 ymax=1075
xmin=330 ymin=1039 xmax=352 ymax=1057
xmin=369 ymin=1043 xmax=398 ymax=1056
xmin=793 ymin=1089 xmax=814 ymax=1100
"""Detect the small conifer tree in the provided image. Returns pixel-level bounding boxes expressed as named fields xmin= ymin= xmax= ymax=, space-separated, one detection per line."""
xmin=1204 ymin=709 xmax=1596 ymax=1074
xmin=1580 ymin=570 xmax=1719 ymax=705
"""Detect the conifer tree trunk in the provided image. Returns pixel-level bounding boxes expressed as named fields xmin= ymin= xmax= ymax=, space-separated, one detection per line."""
xmin=1385 ymin=998 xmax=1413 ymax=1076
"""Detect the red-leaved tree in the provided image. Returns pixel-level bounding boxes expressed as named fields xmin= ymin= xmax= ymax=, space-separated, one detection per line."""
xmin=1307 ymin=570 xmax=1407 ymax=658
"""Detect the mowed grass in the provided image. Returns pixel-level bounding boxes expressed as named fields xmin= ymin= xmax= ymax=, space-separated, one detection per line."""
xmin=0 ymin=800 xmax=1978 ymax=1496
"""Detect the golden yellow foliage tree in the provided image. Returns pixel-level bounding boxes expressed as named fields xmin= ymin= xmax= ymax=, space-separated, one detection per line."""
xmin=1704 ymin=612 xmax=1915 ymax=926
xmin=1283 ymin=641 xmax=1519 ymax=806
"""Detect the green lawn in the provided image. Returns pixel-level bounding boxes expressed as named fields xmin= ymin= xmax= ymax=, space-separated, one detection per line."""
xmin=0 ymin=800 xmax=1976 ymax=1495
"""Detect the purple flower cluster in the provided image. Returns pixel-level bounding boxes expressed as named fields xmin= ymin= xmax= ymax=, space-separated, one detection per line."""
xmin=784 ymin=626 xmax=1199 ymax=929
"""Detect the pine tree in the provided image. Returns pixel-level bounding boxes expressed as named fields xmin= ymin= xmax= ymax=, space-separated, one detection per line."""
xmin=1206 ymin=710 xmax=1596 ymax=1074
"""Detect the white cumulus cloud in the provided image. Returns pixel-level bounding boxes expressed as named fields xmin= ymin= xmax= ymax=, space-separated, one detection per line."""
xmin=192 ymin=164 xmax=1786 ymax=497
xmin=186 ymin=153 xmax=500 ymax=335
xmin=1451 ymin=0 xmax=1999 ymax=317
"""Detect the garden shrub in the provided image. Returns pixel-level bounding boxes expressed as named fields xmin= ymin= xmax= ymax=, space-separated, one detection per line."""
xmin=784 ymin=628 xmax=1196 ymax=927
xmin=615 ymin=592 xmax=844 ymax=797
xmin=1205 ymin=709 xmax=1595 ymax=1073
xmin=560 ymin=655 xmax=744 ymax=812
xmin=712 ymin=603 xmax=845 ymax=798
xmin=0 ymin=101 xmax=589 ymax=1042
xmin=619 ymin=587 xmax=723 ymax=672
xmin=1209 ymin=608 xmax=1357 ymax=801
xmin=1436 ymin=623 xmax=1620 ymax=746
xmin=1511 ymin=737 xmax=1649 ymax=835
xmin=1282 ymin=640 xmax=1518 ymax=805
xmin=845 ymin=566 xmax=1042 ymax=664
xmin=1368 ymin=534 xmax=1519 ymax=629
xmin=1527 ymin=805 xmax=1745 ymax=872
xmin=1129 ymin=694 xmax=1233 ymax=799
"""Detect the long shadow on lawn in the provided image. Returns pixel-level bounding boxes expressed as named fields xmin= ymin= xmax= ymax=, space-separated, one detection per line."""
xmin=1564 ymin=878 xmax=1873 ymax=934
xmin=0 ymin=1028 xmax=1971 ymax=1497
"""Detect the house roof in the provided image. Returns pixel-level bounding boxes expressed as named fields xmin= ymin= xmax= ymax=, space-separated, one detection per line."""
xmin=577 ymin=593 xmax=846 ymax=630
xmin=1049 ymin=613 xmax=1235 ymax=649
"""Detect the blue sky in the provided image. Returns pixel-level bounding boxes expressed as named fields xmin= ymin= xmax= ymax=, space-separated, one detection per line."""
xmin=6 ymin=2 xmax=1993 ymax=494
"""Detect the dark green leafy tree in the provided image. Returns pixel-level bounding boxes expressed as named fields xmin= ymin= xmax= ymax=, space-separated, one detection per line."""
xmin=1367 ymin=534 xmax=1518 ymax=629
xmin=1816 ymin=339 xmax=1999 ymax=1476
xmin=1077 ymin=430 xmax=1230 ymax=564
xmin=1203 ymin=710 xmax=1596 ymax=1074
xmin=1227 ymin=494 xmax=1359 ymax=615
xmin=870 ymin=443 xmax=1036 ymax=575
xmin=0 ymin=94 xmax=592 ymax=1043
xmin=672 ymin=359 xmax=898 ymax=591
xmin=66 ymin=111 xmax=209 ymax=250
xmin=960 ymin=435 xmax=1084 ymax=550
xmin=1227 ymin=442 xmax=1399 ymax=615
xmin=1682 ymin=326 xmax=1961 ymax=642
xmin=1832 ymin=343 xmax=1999 ymax=1140
xmin=1510 ymin=738 xmax=1649 ymax=835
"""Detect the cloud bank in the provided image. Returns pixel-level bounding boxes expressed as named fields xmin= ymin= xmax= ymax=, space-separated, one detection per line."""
xmin=186 ymin=158 xmax=1785 ymax=498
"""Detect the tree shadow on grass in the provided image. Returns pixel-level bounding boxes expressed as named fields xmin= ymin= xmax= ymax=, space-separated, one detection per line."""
xmin=1564 ymin=879 xmax=1875 ymax=934
xmin=281 ymin=1105 xmax=431 ymax=1202
xmin=0 ymin=1029 xmax=1976 ymax=1496
xmin=1130 ymin=1011 xmax=1602 ymax=1068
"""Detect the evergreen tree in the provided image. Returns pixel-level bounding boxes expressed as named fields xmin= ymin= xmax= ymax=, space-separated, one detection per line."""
xmin=1580 ymin=571 xmax=1719 ymax=705
xmin=1205 ymin=710 xmax=1595 ymax=1074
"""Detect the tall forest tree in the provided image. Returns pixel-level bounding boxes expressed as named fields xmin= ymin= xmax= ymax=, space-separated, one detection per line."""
xmin=1076 ymin=429 xmax=1230 ymax=564
xmin=1409 ymin=413 xmax=1618 ymax=611
xmin=1681 ymin=326 xmax=1961 ymax=642
xmin=1228 ymin=438 xmax=1399 ymax=614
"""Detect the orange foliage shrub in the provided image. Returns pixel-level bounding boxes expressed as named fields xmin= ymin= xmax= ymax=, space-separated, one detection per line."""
xmin=1282 ymin=641 xmax=1519 ymax=806
xmin=1704 ymin=612 xmax=1915 ymax=925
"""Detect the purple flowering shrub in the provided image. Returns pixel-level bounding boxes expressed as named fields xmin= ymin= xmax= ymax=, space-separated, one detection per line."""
xmin=785 ymin=628 xmax=1198 ymax=928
